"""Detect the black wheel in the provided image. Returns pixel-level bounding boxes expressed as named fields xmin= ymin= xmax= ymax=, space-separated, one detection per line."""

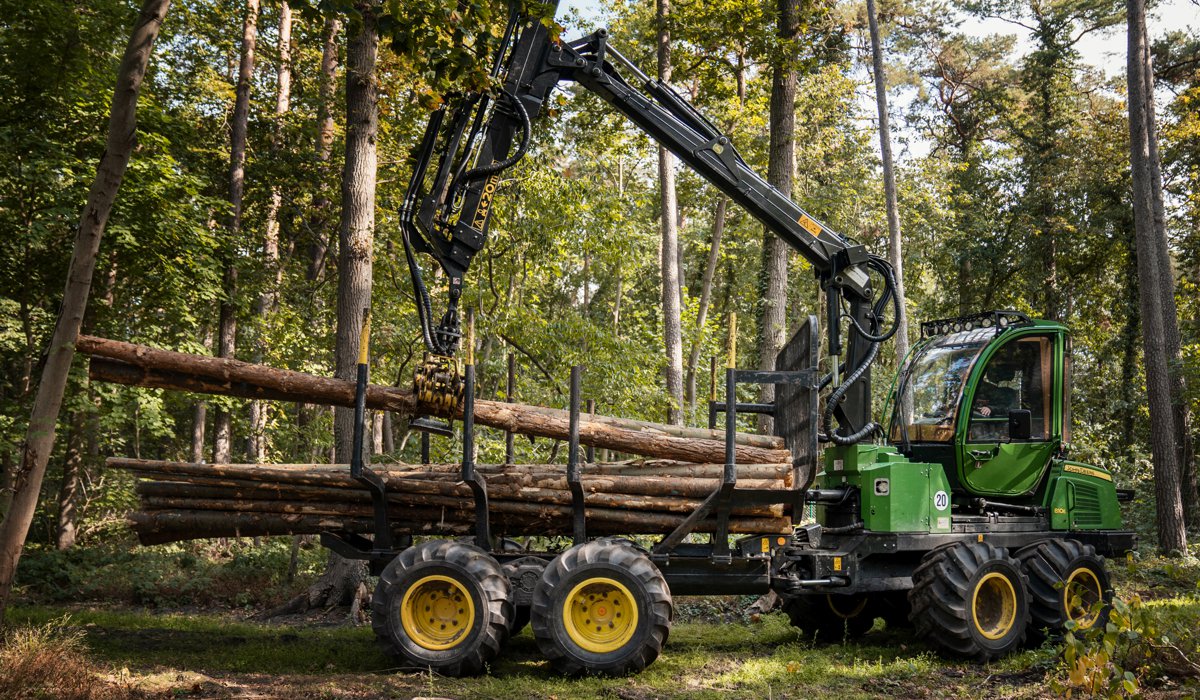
xmin=371 ymin=540 xmax=511 ymax=676
xmin=782 ymin=593 xmax=877 ymax=642
xmin=530 ymin=539 xmax=672 ymax=676
xmin=1016 ymin=539 xmax=1112 ymax=640
xmin=908 ymin=541 xmax=1031 ymax=661
xmin=875 ymin=590 xmax=913 ymax=630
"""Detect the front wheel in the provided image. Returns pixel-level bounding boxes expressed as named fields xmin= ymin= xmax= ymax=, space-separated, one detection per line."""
xmin=531 ymin=540 xmax=672 ymax=676
xmin=908 ymin=541 xmax=1031 ymax=661
xmin=371 ymin=540 xmax=511 ymax=676
xmin=1017 ymin=539 xmax=1112 ymax=640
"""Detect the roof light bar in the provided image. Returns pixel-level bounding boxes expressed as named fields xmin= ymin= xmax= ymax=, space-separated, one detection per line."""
xmin=919 ymin=310 xmax=1032 ymax=339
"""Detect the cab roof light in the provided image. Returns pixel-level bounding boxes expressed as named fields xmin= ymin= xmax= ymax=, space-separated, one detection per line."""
xmin=919 ymin=311 xmax=1032 ymax=339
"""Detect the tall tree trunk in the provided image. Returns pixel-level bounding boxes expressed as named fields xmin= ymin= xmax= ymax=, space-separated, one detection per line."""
xmin=758 ymin=0 xmax=800 ymax=434
xmin=56 ymin=411 xmax=86 ymax=550
xmin=1127 ymin=0 xmax=1187 ymax=553
xmin=685 ymin=197 xmax=727 ymax=410
xmin=865 ymin=0 xmax=908 ymax=368
xmin=191 ymin=328 xmax=211 ymax=463
xmin=1138 ymin=27 xmax=1197 ymax=525
xmin=249 ymin=0 xmax=292 ymax=462
xmin=657 ymin=0 xmax=684 ymax=426
xmin=308 ymin=16 xmax=341 ymax=283
xmin=215 ymin=0 xmax=260 ymax=464
xmin=309 ymin=3 xmax=379 ymax=608
xmin=0 ymin=0 xmax=170 ymax=623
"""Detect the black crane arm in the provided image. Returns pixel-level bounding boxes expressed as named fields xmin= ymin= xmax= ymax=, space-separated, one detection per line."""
xmin=399 ymin=14 xmax=899 ymax=443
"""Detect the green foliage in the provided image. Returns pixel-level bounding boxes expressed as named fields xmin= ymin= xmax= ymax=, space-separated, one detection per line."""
xmin=14 ymin=539 xmax=328 ymax=610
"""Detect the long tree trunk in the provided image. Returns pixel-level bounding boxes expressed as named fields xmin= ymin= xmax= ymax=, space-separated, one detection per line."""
xmin=1138 ymin=24 xmax=1197 ymax=526
xmin=657 ymin=0 xmax=684 ymax=426
xmin=309 ymin=3 xmax=379 ymax=608
xmin=758 ymin=0 xmax=800 ymax=434
xmin=0 ymin=0 xmax=170 ymax=623
xmin=215 ymin=0 xmax=260 ymax=464
xmin=55 ymin=411 xmax=86 ymax=550
xmin=308 ymin=16 xmax=341 ymax=283
xmin=1127 ymin=0 xmax=1187 ymax=553
xmin=685 ymin=197 xmax=727 ymax=410
xmin=79 ymin=342 xmax=793 ymax=464
xmin=249 ymin=0 xmax=292 ymax=463
xmin=191 ymin=328 xmax=211 ymax=463
xmin=865 ymin=0 xmax=908 ymax=369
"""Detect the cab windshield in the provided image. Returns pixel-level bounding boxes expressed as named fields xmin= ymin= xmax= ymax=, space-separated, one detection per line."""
xmin=889 ymin=329 xmax=991 ymax=443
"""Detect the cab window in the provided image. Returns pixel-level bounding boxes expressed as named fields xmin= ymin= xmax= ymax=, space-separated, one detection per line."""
xmin=967 ymin=336 xmax=1053 ymax=442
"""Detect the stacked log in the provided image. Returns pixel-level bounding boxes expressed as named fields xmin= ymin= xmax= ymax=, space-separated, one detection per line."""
xmin=77 ymin=336 xmax=793 ymax=466
xmin=110 ymin=458 xmax=794 ymax=545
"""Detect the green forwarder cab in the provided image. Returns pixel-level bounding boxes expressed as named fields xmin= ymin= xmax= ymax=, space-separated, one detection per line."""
xmin=782 ymin=311 xmax=1134 ymax=660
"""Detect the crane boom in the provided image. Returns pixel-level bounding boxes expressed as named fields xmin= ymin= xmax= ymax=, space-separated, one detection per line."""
xmin=399 ymin=10 xmax=899 ymax=443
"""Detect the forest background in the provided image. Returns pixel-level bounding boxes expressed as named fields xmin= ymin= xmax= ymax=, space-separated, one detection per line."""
xmin=0 ymin=0 xmax=1199 ymax=695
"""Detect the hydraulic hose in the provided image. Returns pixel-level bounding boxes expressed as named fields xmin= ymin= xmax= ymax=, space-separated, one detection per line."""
xmin=845 ymin=255 xmax=901 ymax=343
xmin=455 ymin=89 xmax=532 ymax=186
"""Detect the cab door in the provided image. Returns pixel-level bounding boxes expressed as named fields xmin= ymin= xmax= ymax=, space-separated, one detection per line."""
xmin=956 ymin=331 xmax=1062 ymax=498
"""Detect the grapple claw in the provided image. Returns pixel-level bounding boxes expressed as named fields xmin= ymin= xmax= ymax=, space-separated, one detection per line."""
xmin=414 ymin=354 xmax=464 ymax=415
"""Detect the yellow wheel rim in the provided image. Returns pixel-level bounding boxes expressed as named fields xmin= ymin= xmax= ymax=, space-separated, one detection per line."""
xmin=562 ymin=577 xmax=639 ymax=654
xmin=972 ymin=572 xmax=1018 ymax=640
xmin=826 ymin=595 xmax=868 ymax=619
xmin=400 ymin=574 xmax=476 ymax=651
xmin=1064 ymin=567 xmax=1103 ymax=629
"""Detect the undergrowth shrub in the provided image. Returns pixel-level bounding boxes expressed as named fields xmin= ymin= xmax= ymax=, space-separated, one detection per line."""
xmin=15 ymin=538 xmax=326 ymax=609
xmin=1053 ymin=595 xmax=1200 ymax=698
xmin=0 ymin=616 xmax=140 ymax=700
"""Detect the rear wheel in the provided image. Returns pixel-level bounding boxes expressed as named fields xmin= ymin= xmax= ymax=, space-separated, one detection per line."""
xmin=371 ymin=540 xmax=511 ymax=676
xmin=531 ymin=540 xmax=672 ymax=676
xmin=1017 ymin=539 xmax=1111 ymax=640
xmin=782 ymin=593 xmax=877 ymax=642
xmin=908 ymin=541 xmax=1030 ymax=661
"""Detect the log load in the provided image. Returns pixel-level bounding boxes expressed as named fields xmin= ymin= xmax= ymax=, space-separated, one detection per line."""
xmin=78 ymin=336 xmax=792 ymax=465
xmin=110 ymin=458 xmax=795 ymax=545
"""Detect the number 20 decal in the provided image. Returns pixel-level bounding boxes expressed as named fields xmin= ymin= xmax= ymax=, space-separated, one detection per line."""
xmin=933 ymin=491 xmax=949 ymax=510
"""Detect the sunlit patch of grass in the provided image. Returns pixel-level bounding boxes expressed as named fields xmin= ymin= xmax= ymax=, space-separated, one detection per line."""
xmin=0 ymin=615 xmax=144 ymax=700
xmin=5 ymin=606 xmax=391 ymax=675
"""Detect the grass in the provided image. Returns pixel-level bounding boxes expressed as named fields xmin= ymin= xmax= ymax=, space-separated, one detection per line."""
xmin=2 ymin=605 xmax=1061 ymax=699
xmin=2 ymin=544 xmax=1197 ymax=698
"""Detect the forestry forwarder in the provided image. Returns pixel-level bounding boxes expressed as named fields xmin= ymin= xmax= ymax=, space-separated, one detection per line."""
xmin=325 ymin=5 xmax=1136 ymax=676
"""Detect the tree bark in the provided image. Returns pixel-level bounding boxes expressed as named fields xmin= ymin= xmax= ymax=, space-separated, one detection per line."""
xmin=317 ymin=2 xmax=379 ymax=608
xmin=80 ymin=341 xmax=792 ymax=464
xmin=758 ymin=0 xmax=801 ymax=434
xmin=1127 ymin=0 xmax=1187 ymax=553
xmin=215 ymin=0 xmax=260 ymax=464
xmin=249 ymin=0 xmax=292 ymax=463
xmin=308 ymin=16 xmax=341 ymax=283
xmin=1138 ymin=23 xmax=1197 ymax=526
xmin=0 ymin=0 xmax=170 ymax=623
xmin=657 ymin=0 xmax=684 ymax=426
xmin=685 ymin=197 xmax=727 ymax=410
xmin=55 ymin=412 xmax=85 ymax=550
xmin=865 ymin=0 xmax=909 ymax=370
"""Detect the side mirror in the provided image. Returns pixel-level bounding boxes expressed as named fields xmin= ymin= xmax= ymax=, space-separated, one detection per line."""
xmin=1008 ymin=409 xmax=1032 ymax=440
